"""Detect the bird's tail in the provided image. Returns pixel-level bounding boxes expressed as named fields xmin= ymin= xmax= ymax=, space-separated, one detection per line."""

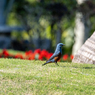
xmin=42 ymin=62 xmax=47 ymax=66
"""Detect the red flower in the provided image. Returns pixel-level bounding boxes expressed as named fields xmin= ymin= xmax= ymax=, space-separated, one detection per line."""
xmin=25 ymin=50 xmax=33 ymax=56
xmin=70 ymin=55 xmax=74 ymax=60
xmin=2 ymin=49 xmax=9 ymax=57
xmin=34 ymin=49 xmax=41 ymax=54
xmin=38 ymin=55 xmax=43 ymax=60
xmin=14 ymin=53 xmax=23 ymax=59
xmin=63 ymin=54 xmax=68 ymax=60
xmin=40 ymin=49 xmax=49 ymax=58
xmin=28 ymin=54 xmax=35 ymax=60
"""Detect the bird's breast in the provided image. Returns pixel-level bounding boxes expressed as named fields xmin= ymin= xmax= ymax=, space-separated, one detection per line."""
xmin=54 ymin=53 xmax=61 ymax=62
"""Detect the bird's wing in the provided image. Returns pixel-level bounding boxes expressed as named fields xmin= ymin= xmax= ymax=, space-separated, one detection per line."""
xmin=48 ymin=51 xmax=60 ymax=61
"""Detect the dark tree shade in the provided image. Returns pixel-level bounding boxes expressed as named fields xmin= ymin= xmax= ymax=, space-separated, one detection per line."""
xmin=46 ymin=2 xmax=68 ymax=20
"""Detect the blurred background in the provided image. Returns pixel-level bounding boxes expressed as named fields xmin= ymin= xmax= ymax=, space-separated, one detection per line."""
xmin=0 ymin=0 xmax=95 ymax=55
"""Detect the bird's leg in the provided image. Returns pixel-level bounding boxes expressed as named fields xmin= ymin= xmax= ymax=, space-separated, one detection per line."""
xmin=55 ymin=62 xmax=59 ymax=66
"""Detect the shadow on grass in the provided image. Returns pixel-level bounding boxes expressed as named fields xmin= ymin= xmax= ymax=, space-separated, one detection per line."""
xmin=82 ymin=67 xmax=95 ymax=69
xmin=59 ymin=65 xmax=95 ymax=69
xmin=43 ymin=62 xmax=95 ymax=69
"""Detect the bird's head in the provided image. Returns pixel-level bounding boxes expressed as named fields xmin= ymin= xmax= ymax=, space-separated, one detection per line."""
xmin=55 ymin=43 xmax=65 ymax=53
xmin=57 ymin=43 xmax=65 ymax=48
xmin=54 ymin=43 xmax=65 ymax=53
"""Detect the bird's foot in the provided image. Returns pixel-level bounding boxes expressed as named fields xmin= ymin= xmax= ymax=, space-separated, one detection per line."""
xmin=55 ymin=63 xmax=59 ymax=66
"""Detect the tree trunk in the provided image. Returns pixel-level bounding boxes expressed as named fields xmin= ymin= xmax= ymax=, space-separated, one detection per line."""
xmin=72 ymin=0 xmax=91 ymax=55
xmin=72 ymin=31 xmax=95 ymax=64
xmin=56 ymin=21 xmax=61 ymax=45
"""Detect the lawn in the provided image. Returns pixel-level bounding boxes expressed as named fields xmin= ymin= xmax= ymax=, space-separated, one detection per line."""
xmin=0 ymin=58 xmax=95 ymax=95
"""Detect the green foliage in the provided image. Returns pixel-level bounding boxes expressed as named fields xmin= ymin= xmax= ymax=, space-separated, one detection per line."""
xmin=90 ymin=16 xmax=95 ymax=36
xmin=0 ymin=0 xmax=95 ymax=57
xmin=7 ymin=12 xmax=20 ymax=25
xmin=0 ymin=59 xmax=95 ymax=94
xmin=7 ymin=0 xmax=95 ymax=53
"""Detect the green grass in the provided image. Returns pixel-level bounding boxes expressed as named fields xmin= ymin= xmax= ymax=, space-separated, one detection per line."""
xmin=0 ymin=58 xmax=95 ymax=95
xmin=0 ymin=49 xmax=25 ymax=55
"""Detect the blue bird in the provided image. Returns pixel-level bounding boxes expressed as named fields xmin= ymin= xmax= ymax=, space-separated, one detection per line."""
xmin=42 ymin=43 xmax=64 ymax=66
